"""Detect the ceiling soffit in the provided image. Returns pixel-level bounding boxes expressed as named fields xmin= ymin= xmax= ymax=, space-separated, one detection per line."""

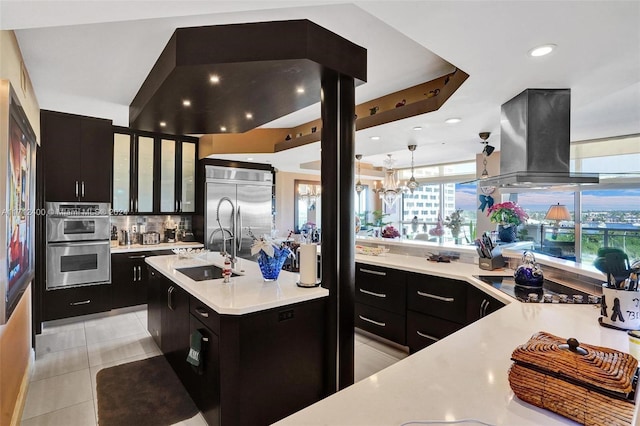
xmin=130 ymin=19 xmax=367 ymax=135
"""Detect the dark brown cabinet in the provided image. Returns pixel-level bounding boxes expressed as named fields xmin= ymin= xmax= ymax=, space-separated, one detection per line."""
xmin=111 ymin=250 xmax=173 ymax=309
xmin=354 ymin=263 xmax=407 ymax=345
xmin=466 ymin=285 xmax=505 ymax=324
xmin=146 ymin=267 xmax=190 ymax=377
xmin=43 ymin=284 xmax=112 ymax=321
xmin=41 ymin=110 xmax=113 ymax=202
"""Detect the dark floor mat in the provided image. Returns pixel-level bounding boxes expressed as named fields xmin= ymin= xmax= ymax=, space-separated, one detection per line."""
xmin=96 ymin=355 xmax=199 ymax=426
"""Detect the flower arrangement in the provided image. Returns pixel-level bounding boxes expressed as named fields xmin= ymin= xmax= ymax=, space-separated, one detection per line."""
xmin=248 ymin=228 xmax=293 ymax=281
xmin=487 ymin=201 xmax=528 ymax=227
xmin=381 ymin=225 xmax=400 ymax=238
xmin=443 ymin=209 xmax=464 ymax=238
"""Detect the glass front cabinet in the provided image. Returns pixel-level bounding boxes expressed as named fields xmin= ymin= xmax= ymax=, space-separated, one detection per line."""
xmin=112 ymin=128 xmax=197 ymax=214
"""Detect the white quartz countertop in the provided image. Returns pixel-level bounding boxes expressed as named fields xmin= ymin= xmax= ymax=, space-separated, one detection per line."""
xmin=276 ymin=301 xmax=639 ymax=426
xmin=110 ymin=241 xmax=204 ymax=254
xmin=145 ymin=252 xmax=328 ymax=315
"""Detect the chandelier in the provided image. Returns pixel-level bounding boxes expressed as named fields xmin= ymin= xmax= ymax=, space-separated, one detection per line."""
xmin=355 ymin=154 xmax=364 ymax=195
xmin=406 ymin=144 xmax=419 ymax=193
xmin=374 ymin=154 xmax=405 ymax=207
xmin=299 ymin=183 xmax=321 ymax=206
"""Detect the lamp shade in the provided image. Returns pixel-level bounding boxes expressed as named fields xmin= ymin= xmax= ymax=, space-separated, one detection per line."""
xmin=545 ymin=203 xmax=571 ymax=221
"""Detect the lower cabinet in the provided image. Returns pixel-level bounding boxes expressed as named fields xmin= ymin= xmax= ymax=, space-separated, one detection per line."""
xmin=43 ymin=284 xmax=112 ymax=321
xmin=406 ymin=310 xmax=464 ymax=352
xmin=111 ymin=250 xmax=173 ymax=309
xmin=147 ymin=266 xmax=326 ymax=426
xmin=466 ymin=285 xmax=506 ymax=324
xmin=355 ymin=263 xmax=506 ymax=354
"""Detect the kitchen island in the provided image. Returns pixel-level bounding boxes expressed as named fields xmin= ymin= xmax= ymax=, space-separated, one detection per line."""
xmin=276 ymin=251 xmax=640 ymax=426
xmin=145 ymin=253 xmax=329 ymax=426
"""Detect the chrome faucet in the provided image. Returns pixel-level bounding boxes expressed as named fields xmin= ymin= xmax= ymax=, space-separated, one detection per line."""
xmin=216 ymin=196 xmax=237 ymax=265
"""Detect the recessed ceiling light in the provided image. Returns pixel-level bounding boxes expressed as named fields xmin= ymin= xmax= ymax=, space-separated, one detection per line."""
xmin=159 ymin=121 xmax=166 ymax=127
xmin=445 ymin=118 xmax=461 ymax=124
xmin=296 ymin=87 xmax=305 ymax=94
xmin=210 ymin=75 xmax=220 ymax=84
xmin=245 ymin=112 xmax=253 ymax=119
xmin=413 ymin=126 xmax=422 ymax=131
xmin=182 ymin=100 xmax=191 ymax=107
xmin=370 ymin=136 xmax=380 ymax=140
xmin=529 ymin=44 xmax=556 ymax=57
xmin=247 ymin=157 xmax=254 ymax=161
xmin=220 ymin=126 xmax=227 ymax=132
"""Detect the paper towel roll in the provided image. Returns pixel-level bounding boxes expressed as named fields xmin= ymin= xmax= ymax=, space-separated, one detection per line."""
xmin=299 ymin=243 xmax=318 ymax=285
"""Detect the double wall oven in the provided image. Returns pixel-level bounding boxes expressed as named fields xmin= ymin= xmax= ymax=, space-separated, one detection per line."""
xmin=46 ymin=202 xmax=111 ymax=290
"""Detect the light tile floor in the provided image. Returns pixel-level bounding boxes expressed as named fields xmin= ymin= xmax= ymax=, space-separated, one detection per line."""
xmin=21 ymin=307 xmax=408 ymax=425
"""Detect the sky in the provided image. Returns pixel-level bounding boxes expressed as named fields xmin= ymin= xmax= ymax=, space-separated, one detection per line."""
xmin=455 ymin=184 xmax=640 ymax=212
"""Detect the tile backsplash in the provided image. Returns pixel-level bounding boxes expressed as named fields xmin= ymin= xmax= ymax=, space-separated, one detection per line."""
xmin=110 ymin=215 xmax=192 ymax=242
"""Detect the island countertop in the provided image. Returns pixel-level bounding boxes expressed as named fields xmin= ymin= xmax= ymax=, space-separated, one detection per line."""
xmin=275 ymin=252 xmax=637 ymax=426
xmin=276 ymin=301 xmax=639 ymax=426
xmin=145 ymin=252 xmax=328 ymax=315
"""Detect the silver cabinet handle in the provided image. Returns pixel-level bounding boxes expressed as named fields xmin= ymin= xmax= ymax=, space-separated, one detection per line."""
xmin=175 ymin=200 xmax=178 ymax=212
xmin=358 ymin=315 xmax=385 ymax=327
xmin=167 ymin=286 xmax=174 ymax=311
xmin=130 ymin=198 xmax=133 ymax=212
xmin=359 ymin=268 xmax=386 ymax=276
xmin=81 ymin=181 xmax=85 ymax=198
xmin=202 ymin=337 xmax=209 ymax=342
xmin=137 ymin=266 xmax=141 ymax=281
xmin=483 ymin=299 xmax=490 ymax=317
xmin=416 ymin=331 xmax=440 ymax=342
xmin=135 ymin=198 xmax=138 ymax=212
xmin=417 ymin=291 xmax=454 ymax=302
xmin=128 ymin=255 xmax=146 ymax=259
xmin=359 ymin=288 xmax=386 ymax=298
xmin=70 ymin=299 xmax=91 ymax=306
xmin=133 ymin=266 xmax=137 ymax=282
xmin=480 ymin=299 xmax=487 ymax=318
xmin=75 ymin=181 xmax=79 ymax=198
xmin=195 ymin=307 xmax=209 ymax=318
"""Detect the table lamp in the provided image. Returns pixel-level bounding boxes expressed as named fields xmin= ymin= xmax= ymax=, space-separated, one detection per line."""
xmin=544 ymin=203 xmax=572 ymax=240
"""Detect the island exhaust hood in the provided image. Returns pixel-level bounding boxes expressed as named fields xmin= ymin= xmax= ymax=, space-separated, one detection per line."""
xmin=480 ymin=88 xmax=599 ymax=189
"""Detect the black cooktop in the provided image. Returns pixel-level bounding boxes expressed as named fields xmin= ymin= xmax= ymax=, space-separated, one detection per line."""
xmin=176 ymin=265 xmax=238 ymax=281
xmin=474 ymin=275 xmax=599 ymax=304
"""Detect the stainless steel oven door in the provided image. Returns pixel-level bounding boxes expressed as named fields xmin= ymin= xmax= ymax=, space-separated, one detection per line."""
xmin=46 ymin=241 xmax=111 ymax=289
xmin=47 ymin=216 xmax=110 ymax=242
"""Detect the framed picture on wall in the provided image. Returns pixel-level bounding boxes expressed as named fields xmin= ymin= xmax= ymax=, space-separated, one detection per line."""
xmin=0 ymin=80 xmax=37 ymax=324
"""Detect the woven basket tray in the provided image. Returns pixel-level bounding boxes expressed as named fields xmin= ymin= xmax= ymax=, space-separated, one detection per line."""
xmin=508 ymin=331 xmax=638 ymax=426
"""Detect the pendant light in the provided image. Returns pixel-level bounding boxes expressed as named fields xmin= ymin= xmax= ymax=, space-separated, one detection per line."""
xmin=355 ymin=154 xmax=364 ymax=194
xmin=479 ymin=132 xmax=492 ymax=179
xmin=407 ymin=144 xmax=419 ymax=193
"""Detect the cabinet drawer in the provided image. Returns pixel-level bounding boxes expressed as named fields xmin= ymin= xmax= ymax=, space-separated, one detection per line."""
xmin=43 ymin=284 xmax=112 ymax=321
xmin=355 ymin=303 xmax=405 ymax=345
xmin=407 ymin=274 xmax=467 ymax=324
xmin=406 ymin=310 xmax=464 ymax=352
xmin=190 ymin=297 xmax=220 ymax=335
xmin=355 ymin=264 xmax=406 ymax=314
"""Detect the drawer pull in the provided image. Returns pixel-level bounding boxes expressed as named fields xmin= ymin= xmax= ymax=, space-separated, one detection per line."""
xmin=195 ymin=307 xmax=210 ymax=318
xmin=417 ymin=291 xmax=454 ymax=302
xmin=416 ymin=331 xmax=440 ymax=342
xmin=70 ymin=299 xmax=91 ymax=306
xmin=359 ymin=268 xmax=386 ymax=276
xmin=359 ymin=288 xmax=387 ymax=298
xmin=358 ymin=315 xmax=385 ymax=327
xmin=128 ymin=255 xmax=147 ymax=259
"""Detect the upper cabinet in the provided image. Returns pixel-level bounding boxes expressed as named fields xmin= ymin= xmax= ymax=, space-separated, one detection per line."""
xmin=113 ymin=127 xmax=197 ymax=214
xmin=41 ymin=110 xmax=113 ymax=202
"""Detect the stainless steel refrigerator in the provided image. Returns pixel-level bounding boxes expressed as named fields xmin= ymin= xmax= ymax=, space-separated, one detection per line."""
xmin=205 ymin=165 xmax=273 ymax=259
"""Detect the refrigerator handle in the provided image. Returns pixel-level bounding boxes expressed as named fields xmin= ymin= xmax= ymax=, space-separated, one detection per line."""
xmin=236 ymin=205 xmax=243 ymax=251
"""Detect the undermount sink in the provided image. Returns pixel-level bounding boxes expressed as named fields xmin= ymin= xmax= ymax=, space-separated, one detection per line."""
xmin=176 ymin=265 xmax=240 ymax=281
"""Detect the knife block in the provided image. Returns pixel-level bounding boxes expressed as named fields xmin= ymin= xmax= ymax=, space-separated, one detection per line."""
xmin=479 ymin=255 xmax=505 ymax=271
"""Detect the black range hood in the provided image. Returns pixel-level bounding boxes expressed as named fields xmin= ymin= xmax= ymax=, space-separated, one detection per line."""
xmin=481 ymin=88 xmax=599 ymax=189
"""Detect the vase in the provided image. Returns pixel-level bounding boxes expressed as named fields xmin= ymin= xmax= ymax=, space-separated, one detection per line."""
xmin=498 ymin=225 xmax=517 ymax=243
xmin=257 ymin=247 xmax=290 ymax=281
